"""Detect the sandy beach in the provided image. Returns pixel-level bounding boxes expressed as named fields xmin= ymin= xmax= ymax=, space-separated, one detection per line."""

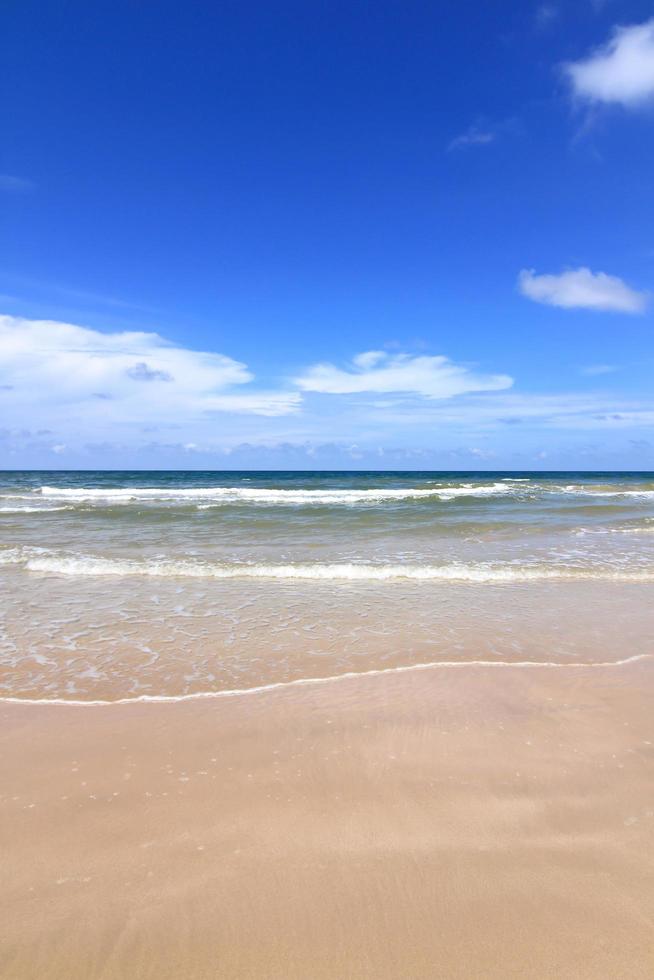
xmin=5 ymin=0 xmax=654 ymax=971
xmin=3 ymin=654 xmax=653 ymax=979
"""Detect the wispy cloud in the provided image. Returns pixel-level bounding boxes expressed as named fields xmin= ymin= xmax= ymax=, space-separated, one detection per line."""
xmin=0 ymin=174 xmax=34 ymax=193
xmin=447 ymin=126 xmax=496 ymax=151
xmin=580 ymin=364 xmax=617 ymax=376
xmin=294 ymin=350 xmax=513 ymax=399
xmin=535 ymin=4 xmax=558 ymax=31
xmin=0 ymin=271 xmax=163 ymax=318
xmin=468 ymin=446 xmax=496 ymax=460
xmin=361 ymin=390 xmax=654 ymax=431
xmin=564 ymin=19 xmax=654 ymax=107
xmin=518 ymin=267 xmax=648 ymax=313
xmin=2 ymin=315 xmax=652 ymax=466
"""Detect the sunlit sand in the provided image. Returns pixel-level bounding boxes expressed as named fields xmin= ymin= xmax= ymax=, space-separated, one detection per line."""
xmin=3 ymin=656 xmax=653 ymax=979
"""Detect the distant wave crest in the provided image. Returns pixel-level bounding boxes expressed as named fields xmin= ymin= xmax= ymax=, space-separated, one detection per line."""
xmin=35 ymin=483 xmax=515 ymax=505
xmin=26 ymin=482 xmax=654 ymax=508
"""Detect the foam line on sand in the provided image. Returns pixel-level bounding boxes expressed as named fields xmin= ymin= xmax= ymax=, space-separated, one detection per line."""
xmin=1 ymin=653 xmax=650 ymax=707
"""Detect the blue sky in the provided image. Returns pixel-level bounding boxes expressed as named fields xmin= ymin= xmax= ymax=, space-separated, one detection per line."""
xmin=1 ymin=0 xmax=654 ymax=469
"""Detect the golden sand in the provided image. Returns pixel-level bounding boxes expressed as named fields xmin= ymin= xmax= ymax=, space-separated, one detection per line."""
xmin=2 ymin=657 xmax=654 ymax=979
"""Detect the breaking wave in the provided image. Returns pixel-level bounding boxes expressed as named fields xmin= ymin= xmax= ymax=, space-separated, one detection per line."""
xmin=35 ymin=483 xmax=515 ymax=505
xmin=23 ymin=482 xmax=654 ymax=509
xmin=1 ymin=547 xmax=652 ymax=582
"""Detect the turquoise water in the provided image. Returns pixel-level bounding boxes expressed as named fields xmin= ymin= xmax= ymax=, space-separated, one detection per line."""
xmin=1 ymin=471 xmax=653 ymax=699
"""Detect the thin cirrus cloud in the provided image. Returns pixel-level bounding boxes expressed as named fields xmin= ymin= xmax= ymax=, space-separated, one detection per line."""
xmin=294 ymin=350 xmax=513 ymax=399
xmin=0 ymin=174 xmax=34 ymax=193
xmin=564 ymin=19 xmax=654 ymax=107
xmin=447 ymin=126 xmax=496 ymax=151
xmin=371 ymin=390 xmax=654 ymax=431
xmin=580 ymin=364 xmax=617 ymax=376
xmin=535 ymin=4 xmax=558 ymax=32
xmin=518 ymin=267 xmax=648 ymax=313
xmin=0 ymin=314 xmax=301 ymax=425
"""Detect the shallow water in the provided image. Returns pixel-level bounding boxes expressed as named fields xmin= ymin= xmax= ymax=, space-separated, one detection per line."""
xmin=1 ymin=470 xmax=653 ymax=699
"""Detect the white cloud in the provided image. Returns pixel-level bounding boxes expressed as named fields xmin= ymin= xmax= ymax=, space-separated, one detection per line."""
xmin=0 ymin=314 xmax=301 ymax=429
xmin=447 ymin=127 xmax=495 ymax=151
xmin=535 ymin=4 xmax=558 ymax=31
xmin=518 ymin=267 xmax=648 ymax=313
xmin=199 ymin=392 xmax=303 ymax=416
xmin=564 ymin=19 xmax=654 ymax=107
xmin=294 ymin=351 xmax=513 ymax=400
xmin=0 ymin=174 xmax=34 ymax=193
xmin=3 ymin=315 xmax=652 ymax=467
xmin=363 ymin=390 xmax=654 ymax=431
xmin=352 ymin=350 xmax=386 ymax=369
xmin=580 ymin=364 xmax=617 ymax=376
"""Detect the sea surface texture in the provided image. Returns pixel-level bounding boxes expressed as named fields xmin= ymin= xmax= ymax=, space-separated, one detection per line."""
xmin=1 ymin=470 xmax=653 ymax=700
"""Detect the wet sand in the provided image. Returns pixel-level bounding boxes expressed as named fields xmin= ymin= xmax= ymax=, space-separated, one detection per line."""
xmin=2 ymin=657 xmax=654 ymax=979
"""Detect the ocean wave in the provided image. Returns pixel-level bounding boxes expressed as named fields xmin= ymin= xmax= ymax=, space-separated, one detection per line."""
xmin=34 ymin=483 xmax=516 ymax=505
xmin=575 ymin=523 xmax=654 ymax=536
xmin=27 ymin=482 xmax=654 ymax=507
xmin=0 ymin=505 xmax=74 ymax=514
xmin=1 ymin=547 xmax=652 ymax=582
xmin=556 ymin=485 xmax=654 ymax=499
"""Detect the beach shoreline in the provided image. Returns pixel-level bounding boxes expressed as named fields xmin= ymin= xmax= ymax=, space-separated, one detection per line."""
xmin=3 ymin=655 xmax=653 ymax=979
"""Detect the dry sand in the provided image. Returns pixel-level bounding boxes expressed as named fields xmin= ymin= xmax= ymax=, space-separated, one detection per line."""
xmin=2 ymin=657 xmax=654 ymax=979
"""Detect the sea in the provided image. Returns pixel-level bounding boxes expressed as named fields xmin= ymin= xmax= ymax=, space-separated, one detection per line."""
xmin=1 ymin=470 xmax=653 ymax=701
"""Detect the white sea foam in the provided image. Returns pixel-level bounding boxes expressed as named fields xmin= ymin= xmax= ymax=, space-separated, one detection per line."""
xmin=556 ymin=485 xmax=654 ymax=499
xmin=1 ymin=653 xmax=649 ymax=707
xmin=0 ymin=548 xmax=29 ymax=565
xmin=575 ymin=523 xmax=654 ymax=537
xmin=35 ymin=483 xmax=515 ymax=505
xmin=0 ymin=505 xmax=74 ymax=514
xmin=2 ymin=547 xmax=653 ymax=582
xmin=599 ymin=490 xmax=654 ymax=499
xmin=28 ymin=482 xmax=654 ymax=507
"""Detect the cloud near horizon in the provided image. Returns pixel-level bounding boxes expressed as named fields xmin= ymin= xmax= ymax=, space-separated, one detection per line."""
xmin=2 ymin=313 xmax=652 ymax=467
xmin=564 ymin=19 xmax=654 ymax=107
xmin=0 ymin=314 xmax=301 ymax=425
xmin=518 ymin=267 xmax=648 ymax=313
xmin=294 ymin=351 xmax=513 ymax=399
